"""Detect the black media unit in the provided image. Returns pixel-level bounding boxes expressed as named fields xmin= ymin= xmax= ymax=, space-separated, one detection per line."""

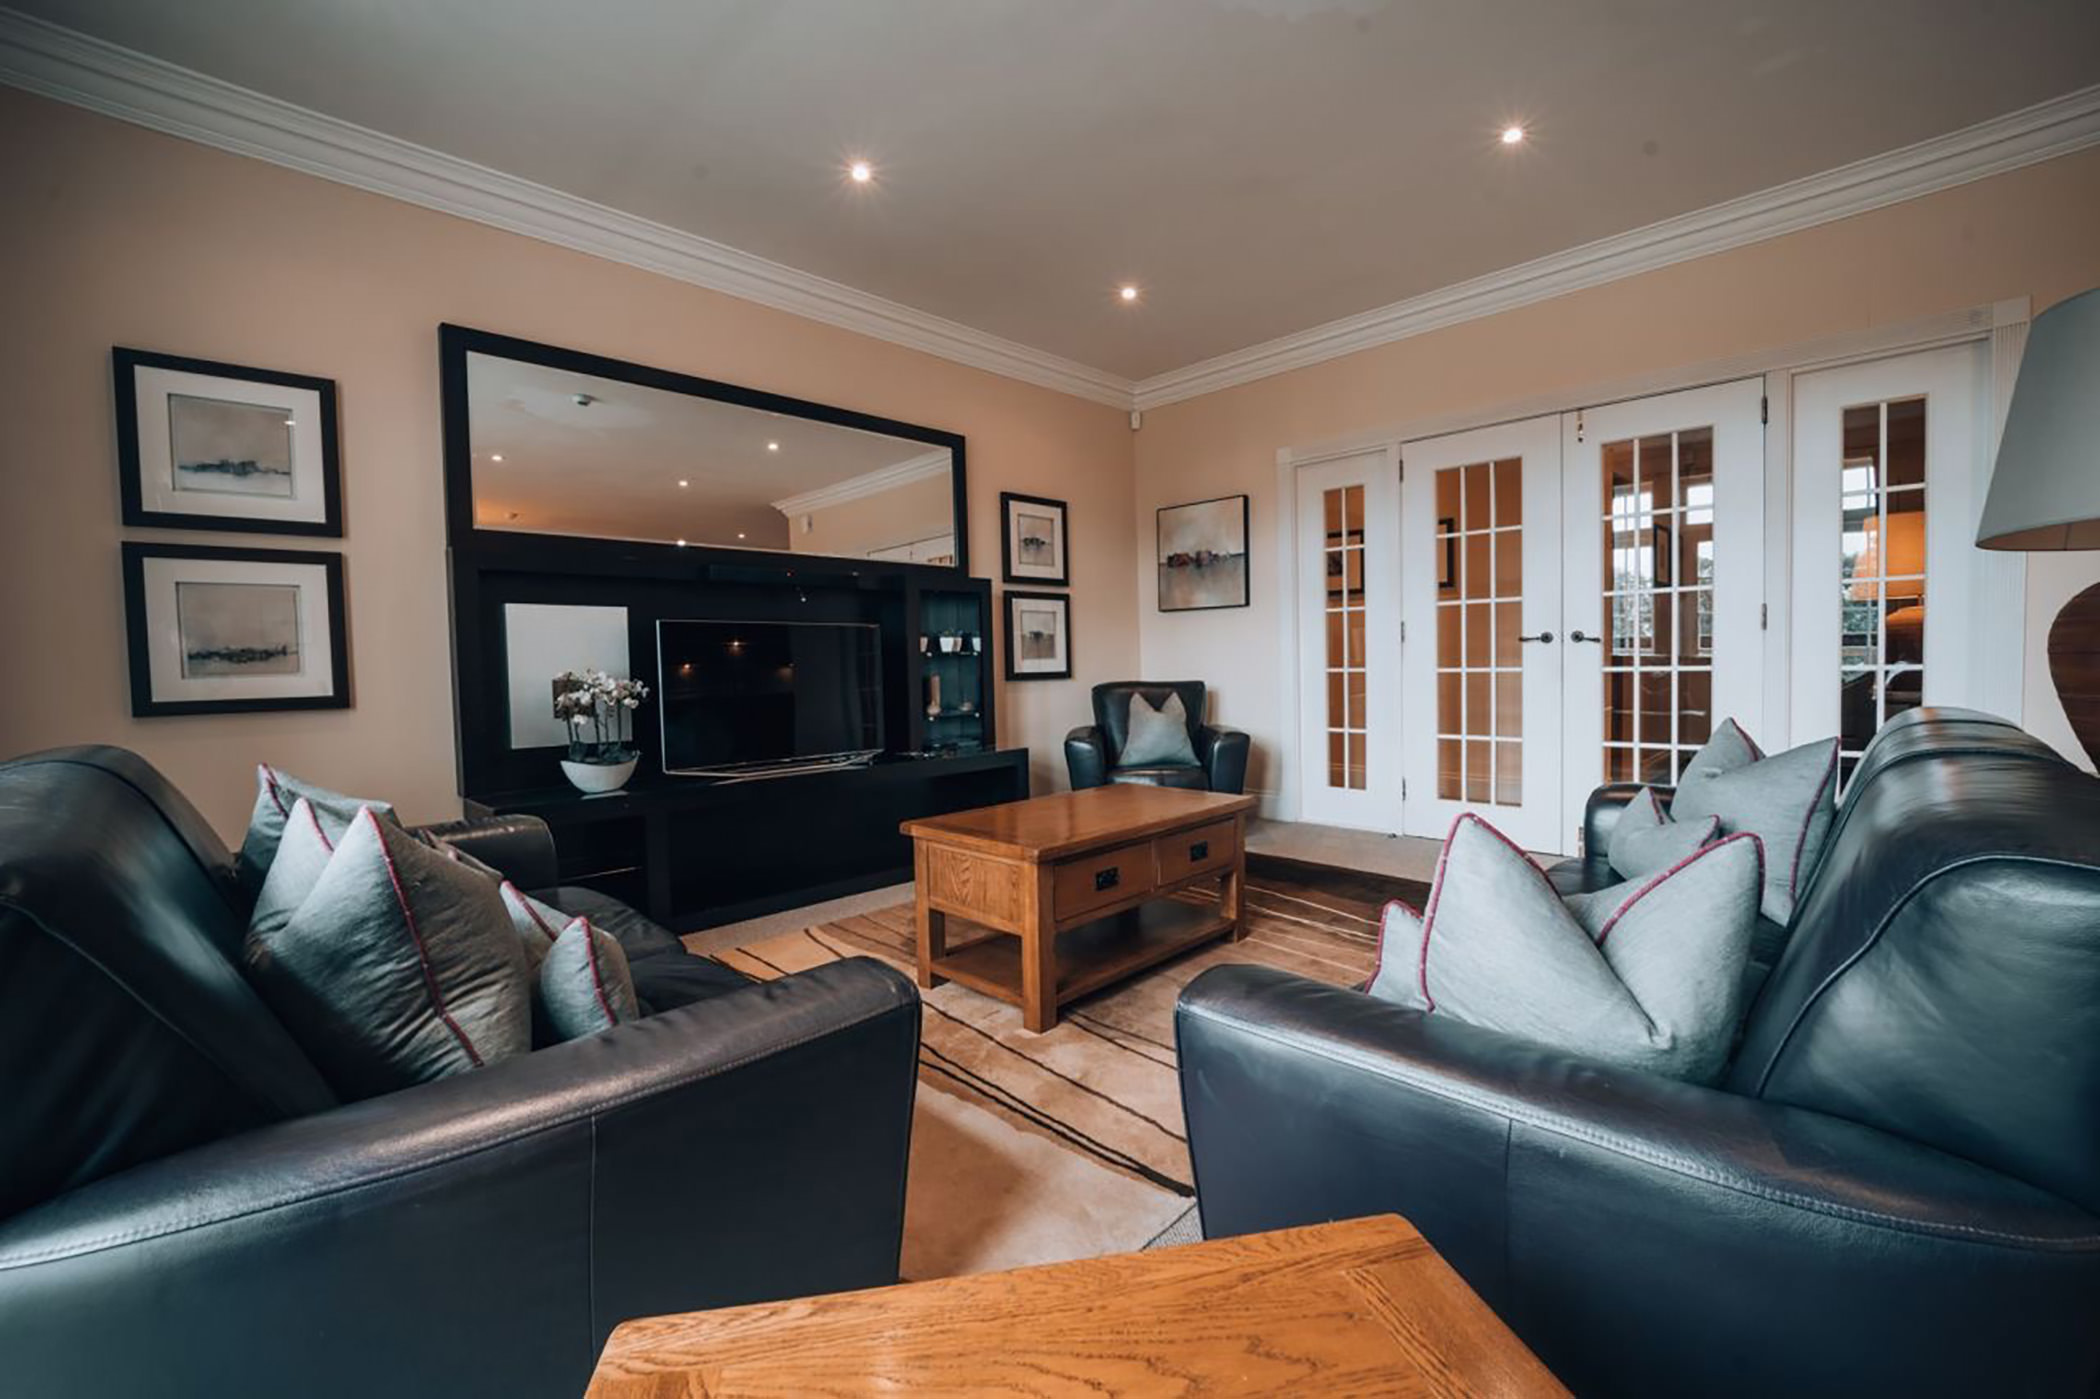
xmin=441 ymin=325 xmax=1028 ymax=929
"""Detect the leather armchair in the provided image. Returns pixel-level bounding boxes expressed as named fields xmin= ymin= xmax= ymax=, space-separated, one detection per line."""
xmin=1065 ymin=680 xmax=1249 ymax=794
xmin=0 ymin=746 xmax=922 ymax=1397
xmin=1177 ymin=710 xmax=2100 ymax=1396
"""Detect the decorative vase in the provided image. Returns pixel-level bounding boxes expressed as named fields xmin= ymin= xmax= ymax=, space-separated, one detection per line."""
xmin=561 ymin=756 xmax=638 ymax=794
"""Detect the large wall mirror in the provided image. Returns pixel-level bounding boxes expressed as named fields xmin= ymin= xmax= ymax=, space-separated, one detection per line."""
xmin=440 ymin=326 xmax=967 ymax=569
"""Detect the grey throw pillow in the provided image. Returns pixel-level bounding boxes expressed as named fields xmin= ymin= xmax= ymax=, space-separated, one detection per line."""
xmin=236 ymin=764 xmax=397 ymax=899
xmin=1606 ymin=787 xmax=1720 ymax=879
xmin=536 ymin=917 xmax=640 ymax=1041
xmin=1366 ymin=813 xmax=1765 ymax=1084
xmin=1121 ymin=691 xmax=1198 ymax=767
xmin=244 ymin=808 xmax=530 ymax=1098
xmin=1670 ymin=719 xmax=1839 ymax=925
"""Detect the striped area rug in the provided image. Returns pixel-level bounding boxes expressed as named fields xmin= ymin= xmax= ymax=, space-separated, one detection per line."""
xmin=710 ymin=855 xmax=1426 ymax=1281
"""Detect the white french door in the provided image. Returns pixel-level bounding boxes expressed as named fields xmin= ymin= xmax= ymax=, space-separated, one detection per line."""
xmin=1789 ymin=345 xmax=1989 ymax=782
xmin=1560 ymin=379 xmax=1767 ymax=842
xmin=1399 ymin=416 xmax=1564 ymax=852
xmin=1294 ymin=449 xmax=1402 ymax=828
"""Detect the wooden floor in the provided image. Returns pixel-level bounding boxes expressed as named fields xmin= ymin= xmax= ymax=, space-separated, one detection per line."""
xmin=585 ymin=1215 xmax=1567 ymax=1397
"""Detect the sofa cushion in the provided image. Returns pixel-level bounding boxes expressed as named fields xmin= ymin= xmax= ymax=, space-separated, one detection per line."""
xmin=531 ymin=885 xmax=753 ymax=1012
xmin=1367 ymin=813 xmax=1765 ymax=1084
xmin=1672 ymin=720 xmax=1839 ymax=925
xmin=1121 ymin=690 xmax=1199 ymax=767
xmin=1606 ymin=787 xmax=1719 ymax=879
xmin=244 ymin=809 xmax=531 ymax=1099
xmin=1109 ymin=764 xmax=1209 ymax=790
xmin=235 ymin=764 xmax=397 ymax=900
xmin=536 ymin=917 xmax=641 ymax=1041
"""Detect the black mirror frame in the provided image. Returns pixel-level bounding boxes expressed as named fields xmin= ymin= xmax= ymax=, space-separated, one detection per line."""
xmin=438 ymin=324 xmax=969 ymax=577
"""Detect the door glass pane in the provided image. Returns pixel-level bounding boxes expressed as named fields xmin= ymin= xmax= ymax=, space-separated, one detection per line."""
xmin=1836 ymin=398 xmax=1928 ymax=781
xmin=1320 ymin=484 xmax=1371 ymax=792
xmin=1434 ymin=459 xmax=1521 ymax=806
xmin=1600 ymin=423 xmax=1716 ymax=785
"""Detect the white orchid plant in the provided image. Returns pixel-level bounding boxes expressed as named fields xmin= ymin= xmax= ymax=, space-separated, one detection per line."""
xmin=553 ymin=669 xmax=650 ymax=765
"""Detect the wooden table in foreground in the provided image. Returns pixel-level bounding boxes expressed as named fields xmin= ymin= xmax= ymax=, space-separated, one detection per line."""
xmin=899 ymin=784 xmax=1257 ymax=1032
xmin=584 ymin=1214 xmax=1567 ymax=1397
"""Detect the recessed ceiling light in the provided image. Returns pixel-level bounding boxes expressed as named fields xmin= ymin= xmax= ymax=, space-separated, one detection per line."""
xmin=1500 ymin=124 xmax=1526 ymax=146
xmin=848 ymin=160 xmax=873 ymax=184
xmin=737 ymin=532 xmax=747 ymax=540
xmin=1119 ymin=284 xmax=1140 ymax=303
xmin=767 ymin=441 xmax=780 ymax=452
xmin=676 ymin=538 xmax=688 ymax=547
xmin=677 ymin=478 xmax=689 ymax=488
xmin=490 ymin=453 xmax=504 ymax=462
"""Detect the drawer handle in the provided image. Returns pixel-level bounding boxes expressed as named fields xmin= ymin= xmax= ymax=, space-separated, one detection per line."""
xmin=1189 ymin=840 xmax=1209 ymax=862
xmin=1094 ymin=867 xmax=1121 ymax=893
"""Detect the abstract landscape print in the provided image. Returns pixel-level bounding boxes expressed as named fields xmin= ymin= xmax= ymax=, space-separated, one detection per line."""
xmin=1003 ymin=590 xmax=1071 ymax=679
xmin=174 ymin=580 xmax=303 ymax=678
xmin=1157 ymin=495 xmax=1249 ymax=611
xmin=168 ymin=393 xmax=297 ymax=498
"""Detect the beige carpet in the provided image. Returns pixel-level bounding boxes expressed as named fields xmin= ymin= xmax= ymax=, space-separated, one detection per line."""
xmin=707 ymin=857 xmax=1421 ymax=1281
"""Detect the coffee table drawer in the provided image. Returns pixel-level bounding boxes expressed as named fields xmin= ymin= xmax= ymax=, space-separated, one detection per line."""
xmin=1156 ymin=819 xmax=1237 ymax=883
xmin=1053 ymin=841 xmax=1157 ymax=921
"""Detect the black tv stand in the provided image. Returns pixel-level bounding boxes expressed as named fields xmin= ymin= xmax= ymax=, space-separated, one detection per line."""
xmin=466 ymin=746 xmax=1028 ymax=933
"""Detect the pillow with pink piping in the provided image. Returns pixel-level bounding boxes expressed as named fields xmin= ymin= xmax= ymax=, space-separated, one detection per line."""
xmin=1670 ymin=718 xmax=1839 ymax=925
xmin=1365 ymin=813 xmax=1765 ymax=1085
xmin=243 ymin=807 xmax=531 ymax=1099
xmin=1606 ymin=787 xmax=1720 ymax=880
xmin=499 ymin=883 xmax=639 ymax=1043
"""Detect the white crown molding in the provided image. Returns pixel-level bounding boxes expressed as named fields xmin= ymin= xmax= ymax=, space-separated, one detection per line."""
xmin=5 ymin=8 xmax=2096 ymax=418
xmin=770 ymin=449 xmax=951 ymax=517
xmin=1133 ymin=84 xmax=2100 ymax=411
xmin=0 ymin=8 xmax=1135 ymax=409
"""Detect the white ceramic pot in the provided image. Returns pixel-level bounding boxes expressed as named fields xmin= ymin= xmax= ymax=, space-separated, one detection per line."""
xmin=561 ymin=756 xmax=638 ymax=795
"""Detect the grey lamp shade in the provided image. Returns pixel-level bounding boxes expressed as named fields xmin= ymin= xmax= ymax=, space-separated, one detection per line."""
xmin=1978 ymin=287 xmax=2100 ymax=550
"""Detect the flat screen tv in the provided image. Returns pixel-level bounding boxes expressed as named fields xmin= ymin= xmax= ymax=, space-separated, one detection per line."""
xmin=657 ymin=619 xmax=884 ymax=775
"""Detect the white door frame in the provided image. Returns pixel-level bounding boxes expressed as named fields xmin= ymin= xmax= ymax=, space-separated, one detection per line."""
xmin=1293 ymin=447 xmax=1403 ymax=830
xmin=1271 ymin=299 xmax=2027 ymax=827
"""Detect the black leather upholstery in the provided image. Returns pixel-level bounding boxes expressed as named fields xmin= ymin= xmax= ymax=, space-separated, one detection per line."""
xmin=0 ymin=746 xmax=922 ymax=1396
xmin=1177 ymin=711 xmax=2100 ymax=1396
xmin=418 ymin=812 xmax=562 ymax=892
xmin=1064 ymin=680 xmax=1250 ymax=794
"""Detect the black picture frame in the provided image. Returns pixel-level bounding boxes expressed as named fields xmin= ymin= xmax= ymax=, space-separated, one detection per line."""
xmin=121 ymin=541 xmax=350 ymax=717
xmin=1002 ymin=589 xmax=1072 ymax=681
xmin=113 ymin=347 xmax=343 ymax=537
xmin=999 ymin=491 xmax=1069 ymax=586
xmin=1156 ymin=493 xmax=1251 ymax=612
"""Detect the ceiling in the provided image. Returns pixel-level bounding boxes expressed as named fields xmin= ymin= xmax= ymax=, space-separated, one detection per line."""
xmin=14 ymin=1 xmax=2100 ymax=381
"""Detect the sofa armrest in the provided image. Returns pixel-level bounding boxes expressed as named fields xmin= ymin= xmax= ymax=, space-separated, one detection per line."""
xmin=414 ymin=812 xmax=559 ymax=889
xmin=0 ymin=958 xmax=920 ymax=1399
xmin=1195 ymin=725 xmax=1250 ymax=796
xmin=1177 ymin=965 xmax=2100 ymax=1397
xmin=1065 ymin=725 xmax=1111 ymax=789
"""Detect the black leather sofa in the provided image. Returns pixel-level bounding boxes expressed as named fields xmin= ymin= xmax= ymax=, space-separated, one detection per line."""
xmin=1065 ymin=680 xmax=1250 ymax=793
xmin=0 ymin=746 xmax=920 ymax=1397
xmin=1176 ymin=709 xmax=2100 ymax=1396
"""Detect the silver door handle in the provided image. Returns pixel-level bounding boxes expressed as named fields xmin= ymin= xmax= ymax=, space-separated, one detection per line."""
xmin=1569 ymin=630 xmax=1602 ymax=644
xmin=1518 ymin=631 xmax=1555 ymax=644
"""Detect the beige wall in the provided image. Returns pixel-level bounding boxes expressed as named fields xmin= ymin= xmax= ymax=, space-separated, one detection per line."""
xmin=0 ymin=88 xmax=1135 ymax=837
xmin=1135 ymin=146 xmax=2100 ymax=811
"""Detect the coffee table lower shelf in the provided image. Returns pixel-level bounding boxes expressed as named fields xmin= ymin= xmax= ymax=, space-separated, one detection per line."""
xmin=927 ymin=897 xmax=1232 ymax=1015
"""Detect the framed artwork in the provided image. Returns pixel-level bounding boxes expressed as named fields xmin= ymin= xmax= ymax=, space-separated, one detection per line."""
xmin=114 ymin=347 xmax=342 ymax=536
xmin=1000 ymin=492 xmax=1069 ymax=586
xmin=1157 ymin=494 xmax=1249 ymax=612
xmin=121 ymin=542 xmax=349 ymax=716
xmin=1003 ymin=590 xmax=1072 ymax=680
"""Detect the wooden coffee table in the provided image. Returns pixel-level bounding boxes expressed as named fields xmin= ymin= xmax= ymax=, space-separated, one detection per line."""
xmin=901 ymin=785 xmax=1257 ymax=1032
xmin=584 ymin=1214 xmax=1568 ymax=1396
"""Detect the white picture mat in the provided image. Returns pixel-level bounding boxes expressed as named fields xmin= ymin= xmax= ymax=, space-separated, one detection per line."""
xmin=141 ymin=554 xmax=336 ymax=702
xmin=1009 ymin=596 xmax=1069 ymax=673
xmin=134 ymin=365 xmax=328 ymax=523
xmin=504 ymin=603 xmax=631 ymax=748
xmin=1005 ymin=497 xmax=1066 ymax=580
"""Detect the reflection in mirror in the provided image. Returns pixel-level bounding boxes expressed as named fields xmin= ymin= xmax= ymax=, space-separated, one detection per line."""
xmin=467 ymin=353 xmax=958 ymax=563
